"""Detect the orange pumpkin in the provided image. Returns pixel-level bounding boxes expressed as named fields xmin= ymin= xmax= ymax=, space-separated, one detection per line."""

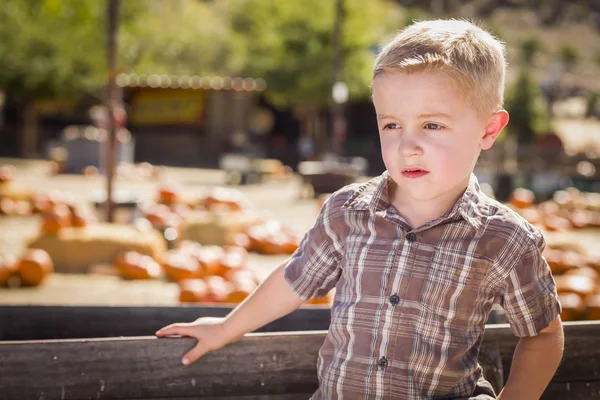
xmin=162 ymin=251 xmax=201 ymax=282
xmin=226 ymin=278 xmax=257 ymax=304
xmin=0 ymin=164 xmax=16 ymax=184
xmin=564 ymin=266 xmax=600 ymax=283
xmin=179 ymin=279 xmax=209 ymax=303
xmin=143 ymin=203 xmax=171 ymax=229
xmin=203 ymin=276 xmax=234 ymax=303
xmin=0 ymin=198 xmax=15 ymax=215
xmin=558 ymin=293 xmax=586 ymax=321
xmin=114 ymin=251 xmax=161 ymax=280
xmin=158 ymin=182 xmax=181 ymax=205
xmin=203 ymin=187 xmax=247 ymax=211
xmin=585 ymin=295 xmax=600 ymax=320
xmin=41 ymin=204 xmax=71 ymax=234
xmin=197 ymin=246 xmax=224 ymax=276
xmin=304 ymin=290 xmax=334 ymax=306
xmin=543 ymin=214 xmax=571 ymax=232
xmin=14 ymin=200 xmax=32 ymax=216
xmin=509 ymin=188 xmax=535 ymax=209
xmin=555 ymin=275 xmax=598 ymax=298
xmin=18 ymin=249 xmax=54 ymax=286
xmin=226 ymin=232 xmax=251 ymax=250
xmin=220 ymin=246 xmax=248 ymax=276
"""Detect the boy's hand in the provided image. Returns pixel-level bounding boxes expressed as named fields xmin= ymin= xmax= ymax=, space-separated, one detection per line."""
xmin=155 ymin=317 xmax=232 ymax=365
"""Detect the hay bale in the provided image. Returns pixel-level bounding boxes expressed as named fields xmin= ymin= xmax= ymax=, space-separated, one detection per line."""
xmin=0 ymin=183 xmax=35 ymax=202
xmin=180 ymin=210 xmax=264 ymax=246
xmin=28 ymin=223 xmax=166 ymax=273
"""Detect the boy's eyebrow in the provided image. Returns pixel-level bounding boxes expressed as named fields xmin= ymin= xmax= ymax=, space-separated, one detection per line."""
xmin=418 ymin=112 xmax=452 ymax=119
xmin=377 ymin=112 xmax=452 ymax=120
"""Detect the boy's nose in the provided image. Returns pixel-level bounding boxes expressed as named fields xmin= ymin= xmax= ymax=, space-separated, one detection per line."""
xmin=399 ymin=138 xmax=423 ymax=157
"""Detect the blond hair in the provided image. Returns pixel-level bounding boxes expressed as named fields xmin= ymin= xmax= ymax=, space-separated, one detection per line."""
xmin=373 ymin=19 xmax=506 ymax=116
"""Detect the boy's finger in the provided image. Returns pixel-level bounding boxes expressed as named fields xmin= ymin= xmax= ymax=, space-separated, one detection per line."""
xmin=155 ymin=323 xmax=192 ymax=337
xmin=182 ymin=341 xmax=209 ymax=365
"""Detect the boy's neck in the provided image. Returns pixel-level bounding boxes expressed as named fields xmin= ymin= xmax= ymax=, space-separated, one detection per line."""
xmin=388 ymin=178 xmax=470 ymax=230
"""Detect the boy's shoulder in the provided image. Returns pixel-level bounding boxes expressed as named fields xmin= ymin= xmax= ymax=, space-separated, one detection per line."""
xmin=478 ymin=193 xmax=544 ymax=247
xmin=326 ymin=174 xmax=385 ymax=212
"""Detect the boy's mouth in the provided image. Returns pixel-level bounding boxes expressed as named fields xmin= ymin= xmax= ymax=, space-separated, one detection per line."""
xmin=401 ymin=167 xmax=429 ymax=179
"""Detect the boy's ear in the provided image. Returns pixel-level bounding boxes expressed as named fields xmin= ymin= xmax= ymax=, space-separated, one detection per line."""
xmin=480 ymin=110 xmax=509 ymax=150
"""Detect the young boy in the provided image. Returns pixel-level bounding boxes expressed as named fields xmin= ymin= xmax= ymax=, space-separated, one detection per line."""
xmin=157 ymin=19 xmax=564 ymax=399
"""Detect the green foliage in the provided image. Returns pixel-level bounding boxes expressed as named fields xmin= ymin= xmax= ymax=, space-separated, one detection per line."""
xmin=118 ymin=0 xmax=230 ymax=76
xmin=0 ymin=0 xmax=146 ymax=99
xmin=485 ymin=20 xmax=504 ymax=41
xmin=556 ymin=43 xmax=579 ymax=72
xmin=0 ymin=0 xmax=401 ymax=109
xmin=586 ymin=91 xmax=599 ymax=118
xmin=402 ymin=7 xmax=425 ymax=28
xmin=0 ymin=0 xmax=106 ymax=98
xmin=220 ymin=0 xmax=401 ymax=107
xmin=519 ymin=36 xmax=543 ymax=66
xmin=504 ymin=68 xmax=550 ymax=144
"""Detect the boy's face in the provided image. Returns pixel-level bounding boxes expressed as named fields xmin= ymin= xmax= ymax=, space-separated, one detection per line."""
xmin=372 ymin=70 xmax=508 ymax=208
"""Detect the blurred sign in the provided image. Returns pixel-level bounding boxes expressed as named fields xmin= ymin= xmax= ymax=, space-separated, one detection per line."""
xmin=130 ymin=88 xmax=205 ymax=126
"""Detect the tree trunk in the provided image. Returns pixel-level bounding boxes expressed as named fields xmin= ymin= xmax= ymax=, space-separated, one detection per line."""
xmin=21 ymin=100 xmax=39 ymax=158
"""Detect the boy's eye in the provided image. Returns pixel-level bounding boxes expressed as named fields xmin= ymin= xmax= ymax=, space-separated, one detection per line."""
xmin=424 ymin=123 xmax=444 ymax=130
xmin=384 ymin=123 xmax=400 ymax=130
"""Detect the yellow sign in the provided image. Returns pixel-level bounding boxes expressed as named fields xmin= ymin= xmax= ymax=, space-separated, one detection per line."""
xmin=130 ymin=88 xmax=205 ymax=126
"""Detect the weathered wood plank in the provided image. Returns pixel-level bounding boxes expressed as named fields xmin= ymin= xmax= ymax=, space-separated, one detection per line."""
xmin=0 ymin=304 xmax=505 ymax=341
xmin=542 ymin=382 xmax=600 ymax=400
xmin=0 ymin=305 xmax=332 ymax=340
xmin=485 ymin=322 xmax=600 ymax=384
xmin=2 ymin=321 xmax=598 ymax=399
xmin=0 ymin=327 xmax=509 ymax=400
xmin=0 ymin=333 xmax=324 ymax=400
xmin=116 ymin=396 xmax=313 ymax=400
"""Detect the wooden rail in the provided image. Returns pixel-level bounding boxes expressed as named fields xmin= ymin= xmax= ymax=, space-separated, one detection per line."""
xmin=1 ymin=321 xmax=599 ymax=399
xmin=0 ymin=305 xmax=506 ymax=341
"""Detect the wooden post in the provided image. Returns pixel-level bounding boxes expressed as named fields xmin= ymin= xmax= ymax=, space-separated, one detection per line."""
xmin=331 ymin=0 xmax=346 ymax=156
xmin=104 ymin=0 xmax=120 ymax=222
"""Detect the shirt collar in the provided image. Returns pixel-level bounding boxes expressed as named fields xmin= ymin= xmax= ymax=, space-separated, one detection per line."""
xmin=342 ymin=171 xmax=486 ymax=233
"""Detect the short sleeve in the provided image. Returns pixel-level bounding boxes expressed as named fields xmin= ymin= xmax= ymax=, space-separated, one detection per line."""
xmin=499 ymin=228 xmax=561 ymax=337
xmin=283 ymin=194 xmax=344 ymax=300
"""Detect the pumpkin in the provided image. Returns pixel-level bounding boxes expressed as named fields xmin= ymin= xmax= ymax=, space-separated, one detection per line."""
xmin=18 ymin=249 xmax=54 ymax=286
xmin=114 ymin=251 xmax=161 ymax=280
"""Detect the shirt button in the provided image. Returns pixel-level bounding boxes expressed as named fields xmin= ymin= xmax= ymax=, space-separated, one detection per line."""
xmin=378 ymin=356 xmax=388 ymax=369
xmin=406 ymin=233 xmax=417 ymax=242
xmin=389 ymin=294 xmax=400 ymax=306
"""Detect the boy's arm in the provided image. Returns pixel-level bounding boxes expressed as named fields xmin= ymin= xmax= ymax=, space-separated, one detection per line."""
xmin=156 ymin=261 xmax=305 ymax=364
xmin=497 ymin=316 xmax=564 ymax=400
xmin=221 ymin=261 xmax=305 ymax=340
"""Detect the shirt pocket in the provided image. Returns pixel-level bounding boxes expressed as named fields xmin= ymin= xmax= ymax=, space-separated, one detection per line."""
xmin=418 ymin=247 xmax=494 ymax=329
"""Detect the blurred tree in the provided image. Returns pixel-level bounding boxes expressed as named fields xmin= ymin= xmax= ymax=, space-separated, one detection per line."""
xmin=519 ymin=36 xmax=543 ymax=66
xmin=219 ymin=0 xmax=401 ymax=154
xmin=586 ymin=91 xmax=599 ymax=118
xmin=556 ymin=43 xmax=579 ymax=72
xmin=0 ymin=1 xmax=106 ymax=98
xmin=504 ymin=68 xmax=549 ymax=144
xmin=221 ymin=0 xmax=401 ymax=107
xmin=0 ymin=0 xmax=142 ymax=155
xmin=118 ymin=0 xmax=230 ymax=76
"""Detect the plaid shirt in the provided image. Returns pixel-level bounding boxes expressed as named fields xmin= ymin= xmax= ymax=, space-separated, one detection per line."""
xmin=284 ymin=171 xmax=561 ymax=400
